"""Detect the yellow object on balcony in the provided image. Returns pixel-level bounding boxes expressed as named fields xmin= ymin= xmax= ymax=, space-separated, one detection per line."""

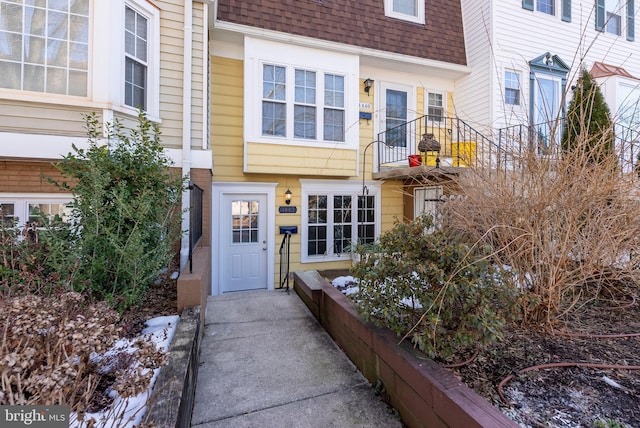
xmin=421 ymin=151 xmax=440 ymax=166
xmin=452 ymin=142 xmax=476 ymax=167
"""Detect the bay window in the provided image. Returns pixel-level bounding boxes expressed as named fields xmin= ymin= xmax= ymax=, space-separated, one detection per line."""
xmin=302 ymin=180 xmax=379 ymax=262
xmin=246 ymin=38 xmax=358 ymax=148
xmin=261 ymin=64 xmax=346 ymax=143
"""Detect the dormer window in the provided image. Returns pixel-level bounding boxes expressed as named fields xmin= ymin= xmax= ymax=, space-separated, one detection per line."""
xmin=384 ymin=0 xmax=425 ymax=24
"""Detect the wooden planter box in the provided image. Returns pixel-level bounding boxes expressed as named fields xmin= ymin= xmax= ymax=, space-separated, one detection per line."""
xmin=293 ymin=270 xmax=517 ymax=428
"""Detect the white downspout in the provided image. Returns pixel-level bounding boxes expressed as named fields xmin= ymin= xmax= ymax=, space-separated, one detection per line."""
xmin=180 ymin=0 xmax=194 ymax=270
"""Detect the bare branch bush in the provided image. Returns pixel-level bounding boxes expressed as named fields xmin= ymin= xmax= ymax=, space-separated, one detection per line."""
xmin=444 ymin=125 xmax=640 ymax=325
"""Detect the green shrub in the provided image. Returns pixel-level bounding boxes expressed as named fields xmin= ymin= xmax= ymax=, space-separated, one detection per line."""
xmin=561 ymin=68 xmax=614 ymax=164
xmin=351 ymin=215 xmax=520 ymax=359
xmin=51 ymin=112 xmax=184 ymax=311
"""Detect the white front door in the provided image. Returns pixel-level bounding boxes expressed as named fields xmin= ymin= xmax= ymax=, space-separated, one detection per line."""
xmin=221 ymin=194 xmax=268 ymax=293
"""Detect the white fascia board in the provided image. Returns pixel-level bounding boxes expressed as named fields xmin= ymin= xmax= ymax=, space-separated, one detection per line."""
xmin=165 ymin=149 xmax=213 ymax=170
xmin=213 ymin=20 xmax=472 ymax=77
xmin=0 ymin=133 xmax=212 ymax=169
xmin=0 ymin=133 xmax=93 ymax=159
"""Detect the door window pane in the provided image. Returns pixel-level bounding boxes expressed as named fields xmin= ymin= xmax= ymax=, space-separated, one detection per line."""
xmin=231 ymin=200 xmax=259 ymax=244
xmin=386 ymin=89 xmax=408 ymax=147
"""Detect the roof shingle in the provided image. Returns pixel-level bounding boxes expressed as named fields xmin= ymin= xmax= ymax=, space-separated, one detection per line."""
xmin=216 ymin=0 xmax=467 ymax=66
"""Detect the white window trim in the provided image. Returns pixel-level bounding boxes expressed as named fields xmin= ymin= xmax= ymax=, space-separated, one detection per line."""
xmin=300 ymin=179 xmax=381 ymax=263
xmin=383 ymin=0 xmax=425 ymax=24
xmin=244 ymin=37 xmax=359 ymax=150
xmin=0 ymin=1 xmax=160 ymax=118
xmin=0 ymin=194 xmax=73 ymax=228
xmin=425 ymin=89 xmax=447 ymax=119
xmin=503 ymin=70 xmax=521 ymax=106
xmin=119 ymin=0 xmax=160 ymax=117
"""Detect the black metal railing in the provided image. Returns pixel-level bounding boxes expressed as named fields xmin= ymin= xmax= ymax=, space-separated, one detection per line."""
xmin=278 ymin=232 xmax=292 ymax=291
xmin=498 ymin=120 xmax=640 ymax=174
xmin=376 ymin=115 xmax=497 ymax=171
xmin=189 ymin=182 xmax=203 ymax=274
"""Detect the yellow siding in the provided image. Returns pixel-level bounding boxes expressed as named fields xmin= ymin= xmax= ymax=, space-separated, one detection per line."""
xmin=246 ymin=143 xmax=357 ymax=176
xmin=417 ymin=87 xmax=425 ymax=116
xmin=211 ymin=56 xmax=244 ymax=181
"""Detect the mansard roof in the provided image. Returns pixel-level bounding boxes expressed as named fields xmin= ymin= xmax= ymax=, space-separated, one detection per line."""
xmin=215 ymin=0 xmax=467 ymax=66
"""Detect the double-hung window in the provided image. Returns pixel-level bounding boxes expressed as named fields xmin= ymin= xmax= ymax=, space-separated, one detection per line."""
xmin=262 ymin=64 xmax=286 ymax=137
xmin=384 ymin=0 xmax=425 ymax=24
xmin=522 ymin=0 xmax=572 ymax=21
xmin=596 ymin=0 xmax=634 ymax=40
xmin=302 ymin=181 xmax=379 ymax=262
xmin=261 ymin=64 xmax=346 ymax=143
xmin=427 ymin=92 xmax=444 ymax=121
xmin=537 ymin=0 xmax=554 ymax=14
xmin=124 ymin=5 xmax=148 ymax=110
xmin=504 ymin=71 xmax=521 ymax=105
xmin=0 ymin=0 xmax=89 ymax=95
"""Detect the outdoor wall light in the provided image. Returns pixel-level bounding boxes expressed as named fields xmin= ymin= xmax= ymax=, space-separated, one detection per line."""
xmin=364 ymin=78 xmax=373 ymax=96
xmin=285 ymin=188 xmax=292 ymax=205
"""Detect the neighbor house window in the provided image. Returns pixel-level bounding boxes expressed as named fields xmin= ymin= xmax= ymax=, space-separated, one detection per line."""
xmin=596 ymin=0 xmax=634 ymax=40
xmin=261 ymin=63 xmax=346 ymax=143
xmin=124 ymin=5 xmax=148 ymax=110
xmin=0 ymin=0 xmax=89 ymax=95
xmin=505 ymin=71 xmax=521 ymax=105
xmin=522 ymin=0 xmax=571 ymax=20
xmin=427 ymin=92 xmax=444 ymax=121
xmin=537 ymin=0 xmax=554 ymax=14
xmin=302 ymin=181 xmax=380 ymax=262
xmin=384 ymin=0 xmax=425 ymax=24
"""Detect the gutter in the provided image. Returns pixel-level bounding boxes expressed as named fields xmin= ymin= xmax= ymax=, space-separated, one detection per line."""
xmin=181 ymin=0 xmax=194 ymax=270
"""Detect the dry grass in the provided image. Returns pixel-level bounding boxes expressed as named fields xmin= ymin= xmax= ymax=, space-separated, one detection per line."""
xmin=443 ymin=131 xmax=640 ymax=325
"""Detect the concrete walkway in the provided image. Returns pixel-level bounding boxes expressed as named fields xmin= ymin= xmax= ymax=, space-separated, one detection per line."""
xmin=191 ymin=290 xmax=402 ymax=427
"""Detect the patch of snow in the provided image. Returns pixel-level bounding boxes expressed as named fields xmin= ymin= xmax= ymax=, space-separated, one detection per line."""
xmin=332 ymin=276 xmax=356 ymax=288
xmin=602 ymin=376 xmax=625 ymax=390
xmin=71 ymin=315 xmax=179 ymax=428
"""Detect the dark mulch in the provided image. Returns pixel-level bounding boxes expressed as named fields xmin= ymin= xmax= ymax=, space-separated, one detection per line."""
xmin=119 ymin=268 xmax=179 ymax=338
xmin=332 ymin=277 xmax=640 ymax=427
xmin=446 ymin=297 xmax=640 ymax=428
